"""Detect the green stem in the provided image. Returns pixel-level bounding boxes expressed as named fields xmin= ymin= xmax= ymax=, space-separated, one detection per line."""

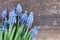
xmin=18 ymin=15 xmax=19 ymax=28
xmin=29 ymin=36 xmax=32 ymax=40
xmin=2 ymin=18 xmax=4 ymax=40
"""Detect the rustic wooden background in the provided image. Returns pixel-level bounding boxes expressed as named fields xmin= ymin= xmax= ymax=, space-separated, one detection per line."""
xmin=0 ymin=0 xmax=60 ymax=40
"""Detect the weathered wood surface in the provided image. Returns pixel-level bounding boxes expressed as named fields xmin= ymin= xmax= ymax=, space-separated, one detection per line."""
xmin=0 ymin=0 xmax=60 ymax=40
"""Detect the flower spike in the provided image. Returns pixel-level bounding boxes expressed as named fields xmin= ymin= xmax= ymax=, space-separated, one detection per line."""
xmin=16 ymin=3 xmax=22 ymax=15
xmin=30 ymin=26 xmax=39 ymax=37
xmin=26 ymin=11 xmax=34 ymax=27
xmin=2 ymin=9 xmax=7 ymax=19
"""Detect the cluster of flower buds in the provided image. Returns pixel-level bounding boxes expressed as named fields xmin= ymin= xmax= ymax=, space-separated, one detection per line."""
xmin=1 ymin=3 xmax=40 ymax=40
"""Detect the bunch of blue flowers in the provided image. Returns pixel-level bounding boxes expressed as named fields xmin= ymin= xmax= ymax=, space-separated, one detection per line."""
xmin=0 ymin=3 xmax=40 ymax=40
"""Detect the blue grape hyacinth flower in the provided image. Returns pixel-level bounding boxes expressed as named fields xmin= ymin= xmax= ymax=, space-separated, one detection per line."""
xmin=2 ymin=9 xmax=7 ymax=19
xmin=16 ymin=3 xmax=22 ymax=15
xmin=31 ymin=36 xmax=36 ymax=40
xmin=1 ymin=26 xmax=6 ymax=32
xmin=8 ymin=7 xmax=16 ymax=24
xmin=2 ymin=20 xmax=8 ymax=27
xmin=25 ymin=12 xmax=34 ymax=27
xmin=1 ymin=21 xmax=8 ymax=32
xmin=9 ymin=7 xmax=16 ymax=17
xmin=19 ymin=11 xmax=28 ymax=24
xmin=30 ymin=26 xmax=39 ymax=37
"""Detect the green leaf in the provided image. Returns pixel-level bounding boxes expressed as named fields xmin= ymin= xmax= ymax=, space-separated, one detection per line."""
xmin=9 ymin=25 xmax=13 ymax=35
xmin=23 ymin=28 xmax=29 ymax=40
xmin=9 ymin=27 xmax=16 ymax=40
xmin=25 ymin=32 xmax=30 ymax=40
xmin=4 ymin=32 xmax=9 ymax=40
xmin=29 ymin=36 xmax=32 ymax=40
xmin=14 ymin=24 xmax=24 ymax=40
xmin=0 ymin=31 xmax=2 ymax=40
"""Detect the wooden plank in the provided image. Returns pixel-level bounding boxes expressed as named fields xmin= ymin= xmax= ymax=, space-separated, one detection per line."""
xmin=37 ymin=30 xmax=60 ymax=40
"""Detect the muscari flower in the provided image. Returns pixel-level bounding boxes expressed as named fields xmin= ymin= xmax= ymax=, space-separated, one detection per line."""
xmin=25 ymin=12 xmax=34 ymax=27
xmin=16 ymin=3 xmax=22 ymax=15
xmin=2 ymin=9 xmax=7 ymax=18
xmin=1 ymin=20 xmax=8 ymax=32
xmin=8 ymin=7 xmax=16 ymax=24
xmin=31 ymin=36 xmax=36 ymax=40
xmin=1 ymin=26 xmax=6 ymax=32
xmin=19 ymin=11 xmax=28 ymax=24
xmin=2 ymin=20 xmax=8 ymax=27
xmin=30 ymin=26 xmax=39 ymax=37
